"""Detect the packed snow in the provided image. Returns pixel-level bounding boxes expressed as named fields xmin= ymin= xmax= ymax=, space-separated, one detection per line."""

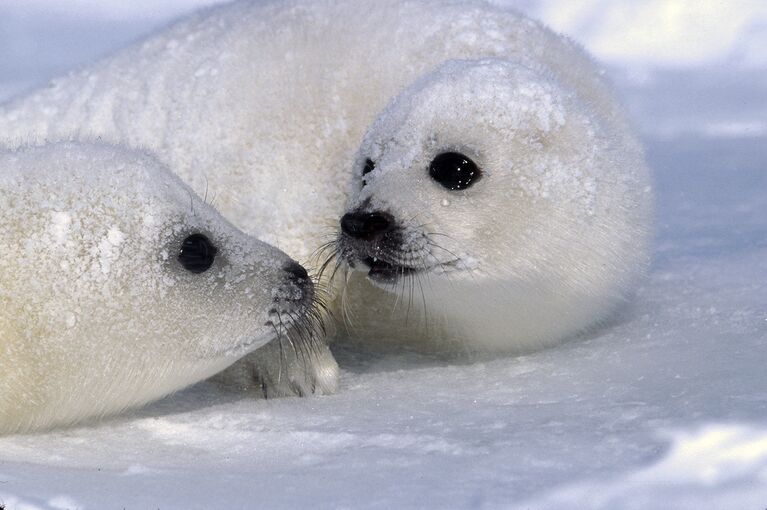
xmin=1 ymin=1 xmax=766 ymax=509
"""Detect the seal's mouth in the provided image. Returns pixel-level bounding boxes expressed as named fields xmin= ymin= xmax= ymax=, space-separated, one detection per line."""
xmin=361 ymin=257 xmax=419 ymax=284
xmin=357 ymin=256 xmax=469 ymax=285
xmin=334 ymin=212 xmax=470 ymax=285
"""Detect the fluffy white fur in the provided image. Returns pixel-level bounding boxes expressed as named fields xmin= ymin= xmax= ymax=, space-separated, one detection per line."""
xmin=339 ymin=59 xmax=650 ymax=351
xmin=0 ymin=1 xmax=651 ymax=360
xmin=0 ymin=142 xmax=312 ymax=434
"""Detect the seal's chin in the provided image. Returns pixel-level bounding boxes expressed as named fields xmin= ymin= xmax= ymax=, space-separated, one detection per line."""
xmin=362 ymin=257 xmax=419 ymax=284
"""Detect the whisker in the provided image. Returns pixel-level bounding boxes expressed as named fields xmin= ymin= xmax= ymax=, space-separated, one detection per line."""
xmin=425 ymin=231 xmax=459 ymax=242
xmin=310 ymin=239 xmax=339 ymax=261
xmin=285 ymin=312 xmax=312 ymax=382
xmin=425 ymin=239 xmax=462 ymax=261
xmin=340 ymin=270 xmax=361 ymax=333
xmin=416 ymin=272 xmax=428 ymax=332
xmin=328 ymin=256 xmax=346 ymax=284
xmin=405 ymin=268 xmax=415 ymax=326
xmin=269 ymin=320 xmax=285 ymax=389
xmin=316 ymin=250 xmax=340 ymax=283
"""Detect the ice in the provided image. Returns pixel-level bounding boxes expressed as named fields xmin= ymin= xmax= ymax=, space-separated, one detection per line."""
xmin=1 ymin=1 xmax=766 ymax=509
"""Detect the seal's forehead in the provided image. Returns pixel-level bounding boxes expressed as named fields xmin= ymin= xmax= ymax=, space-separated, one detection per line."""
xmin=59 ymin=143 xmax=200 ymax=208
xmin=418 ymin=58 xmax=562 ymax=99
xmin=0 ymin=143 xmax=212 ymax=235
xmin=0 ymin=142 xmax=171 ymax=191
xmin=368 ymin=59 xmax=569 ymax=144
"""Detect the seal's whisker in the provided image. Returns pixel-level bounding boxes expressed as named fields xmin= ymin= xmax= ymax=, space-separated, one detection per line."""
xmin=405 ymin=267 xmax=415 ymax=326
xmin=285 ymin=312 xmax=313 ymax=380
xmin=304 ymin=299 xmax=330 ymax=338
xmin=416 ymin=272 xmax=428 ymax=328
xmin=390 ymin=260 xmax=406 ymax=315
xmin=277 ymin=312 xmax=304 ymax=371
xmin=425 ymin=248 xmax=458 ymax=290
xmin=310 ymin=239 xmax=339 ymax=263
xmin=340 ymin=289 xmax=355 ymax=333
xmin=425 ymin=231 xmax=460 ymax=243
xmin=269 ymin=320 xmax=285 ymax=388
xmin=328 ymin=256 xmax=346 ymax=284
xmin=186 ymin=188 xmax=196 ymax=216
xmin=424 ymin=238 xmax=479 ymax=284
xmin=424 ymin=238 xmax=462 ymax=261
xmin=414 ymin=275 xmax=427 ymax=312
xmin=403 ymin=210 xmax=424 ymax=228
xmin=316 ymin=249 xmax=340 ymax=283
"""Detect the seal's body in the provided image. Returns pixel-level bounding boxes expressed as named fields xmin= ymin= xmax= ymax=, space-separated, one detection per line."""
xmin=0 ymin=142 xmax=313 ymax=434
xmin=0 ymin=1 xmax=651 ymax=367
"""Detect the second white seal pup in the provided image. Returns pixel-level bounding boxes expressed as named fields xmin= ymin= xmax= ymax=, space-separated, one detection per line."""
xmin=0 ymin=142 xmax=318 ymax=434
xmin=334 ymin=59 xmax=651 ymax=351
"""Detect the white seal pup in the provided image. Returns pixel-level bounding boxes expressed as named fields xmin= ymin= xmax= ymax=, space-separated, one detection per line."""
xmin=333 ymin=59 xmax=651 ymax=351
xmin=0 ymin=1 xmax=650 ymax=365
xmin=0 ymin=142 xmax=318 ymax=434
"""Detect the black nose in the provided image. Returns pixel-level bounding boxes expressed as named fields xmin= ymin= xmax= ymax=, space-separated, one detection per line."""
xmin=284 ymin=261 xmax=309 ymax=281
xmin=341 ymin=211 xmax=394 ymax=240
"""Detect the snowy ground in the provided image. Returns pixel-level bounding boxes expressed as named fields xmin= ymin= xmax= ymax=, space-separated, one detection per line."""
xmin=1 ymin=2 xmax=766 ymax=509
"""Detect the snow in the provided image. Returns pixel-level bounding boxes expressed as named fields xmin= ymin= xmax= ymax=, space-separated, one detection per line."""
xmin=1 ymin=1 xmax=766 ymax=509
xmin=527 ymin=0 xmax=767 ymax=68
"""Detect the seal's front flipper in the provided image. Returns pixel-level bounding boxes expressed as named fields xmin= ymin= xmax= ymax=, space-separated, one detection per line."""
xmin=211 ymin=335 xmax=339 ymax=399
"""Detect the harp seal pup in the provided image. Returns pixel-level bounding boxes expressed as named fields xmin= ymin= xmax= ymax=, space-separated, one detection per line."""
xmin=0 ymin=142 xmax=316 ymax=434
xmin=335 ymin=59 xmax=651 ymax=351
xmin=0 ymin=1 xmax=650 ymax=368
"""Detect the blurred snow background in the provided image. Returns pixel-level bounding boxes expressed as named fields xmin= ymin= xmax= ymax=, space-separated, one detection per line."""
xmin=1 ymin=1 xmax=766 ymax=509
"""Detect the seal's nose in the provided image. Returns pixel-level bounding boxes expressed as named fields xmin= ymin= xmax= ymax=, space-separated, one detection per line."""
xmin=284 ymin=261 xmax=309 ymax=281
xmin=340 ymin=211 xmax=394 ymax=240
xmin=278 ymin=260 xmax=314 ymax=309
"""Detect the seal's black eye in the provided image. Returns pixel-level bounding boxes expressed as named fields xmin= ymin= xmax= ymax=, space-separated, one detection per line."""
xmin=361 ymin=158 xmax=375 ymax=186
xmin=179 ymin=233 xmax=218 ymax=273
xmin=429 ymin=152 xmax=481 ymax=190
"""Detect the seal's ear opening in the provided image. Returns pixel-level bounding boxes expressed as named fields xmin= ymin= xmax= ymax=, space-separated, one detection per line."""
xmin=178 ymin=233 xmax=218 ymax=273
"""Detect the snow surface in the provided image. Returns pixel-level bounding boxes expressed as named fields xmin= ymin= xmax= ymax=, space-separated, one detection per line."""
xmin=1 ymin=1 xmax=766 ymax=509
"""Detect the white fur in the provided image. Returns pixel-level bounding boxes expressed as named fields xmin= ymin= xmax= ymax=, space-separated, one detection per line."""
xmin=341 ymin=59 xmax=650 ymax=351
xmin=0 ymin=142 xmax=307 ymax=434
xmin=0 ymin=1 xmax=651 ymax=355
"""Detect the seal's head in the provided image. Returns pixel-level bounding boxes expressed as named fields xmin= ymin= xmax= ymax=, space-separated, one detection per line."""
xmin=0 ymin=142 xmax=314 ymax=433
xmin=337 ymin=59 xmax=651 ymax=351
